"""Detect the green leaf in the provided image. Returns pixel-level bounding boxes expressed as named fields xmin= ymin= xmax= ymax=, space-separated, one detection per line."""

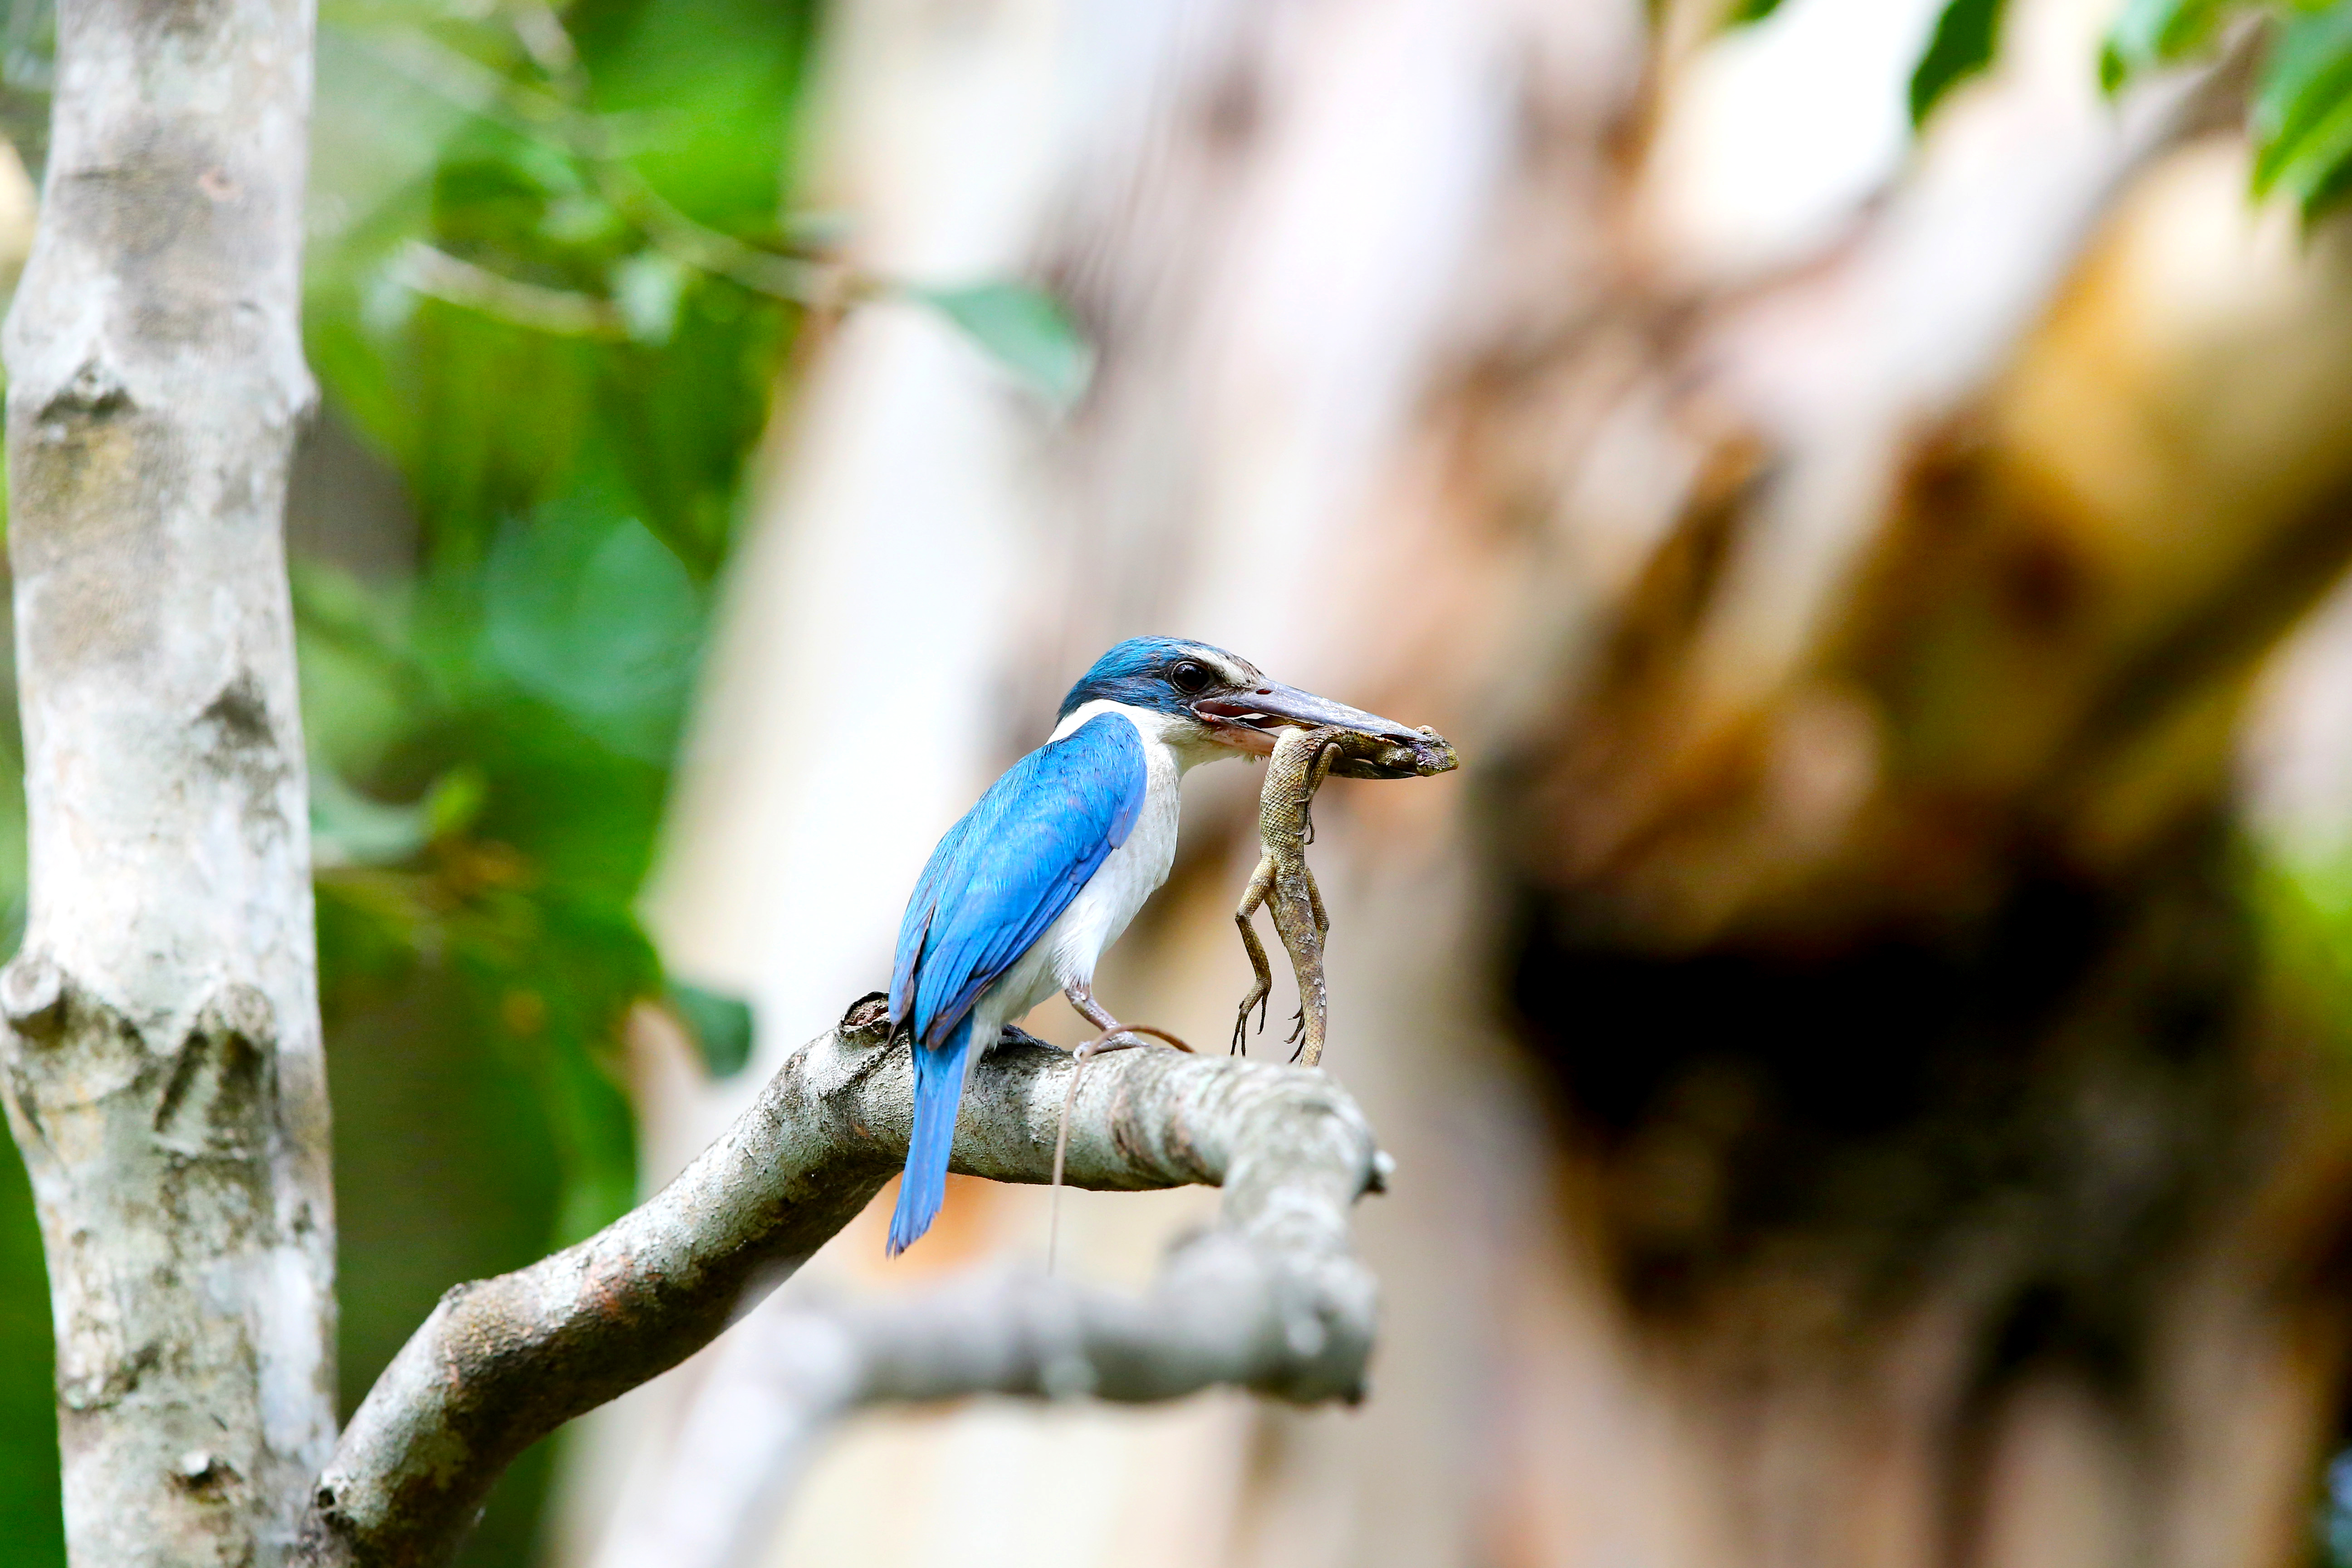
xmin=424 ymin=764 xmax=489 ymax=839
xmin=1724 ymin=0 xmax=1787 ymax=24
xmin=2100 ymin=0 xmax=2241 ymax=94
xmin=666 ymin=980 xmax=755 ymax=1077
xmin=310 ymin=765 xmax=434 ymax=868
xmin=477 ymin=474 xmax=707 ymax=763
xmin=2253 ymin=2 xmax=2352 ymax=219
xmin=308 ymin=761 xmax=488 ymax=867
xmin=1911 ymin=0 xmax=2009 ymax=125
xmin=569 ymin=0 xmax=823 ymax=232
xmin=911 ymin=281 xmax=1097 ymax=410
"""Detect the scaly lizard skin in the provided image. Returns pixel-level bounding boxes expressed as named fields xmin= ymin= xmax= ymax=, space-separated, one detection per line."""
xmin=1233 ymin=722 xmax=1456 ymax=1067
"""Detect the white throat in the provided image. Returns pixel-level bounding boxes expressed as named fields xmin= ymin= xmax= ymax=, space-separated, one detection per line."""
xmin=1049 ymin=698 xmax=1231 ymax=773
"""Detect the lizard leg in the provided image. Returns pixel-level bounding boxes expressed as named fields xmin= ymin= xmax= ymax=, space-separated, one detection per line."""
xmin=1274 ymin=864 xmax=1331 ymax=1066
xmin=1283 ymin=740 xmax=1341 ymax=1065
xmin=1266 ymin=868 xmax=1319 ymax=1054
xmin=1231 ymin=857 xmax=1276 ymax=1054
xmin=1301 ymin=738 xmax=1340 ymax=846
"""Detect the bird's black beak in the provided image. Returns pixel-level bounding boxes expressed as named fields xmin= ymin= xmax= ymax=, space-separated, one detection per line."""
xmin=1192 ymin=682 xmax=1458 ymax=779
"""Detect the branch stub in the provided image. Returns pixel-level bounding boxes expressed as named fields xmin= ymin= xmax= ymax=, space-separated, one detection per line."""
xmin=2 ymin=951 xmax=67 ymax=1040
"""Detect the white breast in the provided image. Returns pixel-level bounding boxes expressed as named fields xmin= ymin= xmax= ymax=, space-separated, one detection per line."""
xmin=980 ymin=702 xmax=1190 ymax=1028
xmin=1045 ymin=732 xmax=1181 ymax=985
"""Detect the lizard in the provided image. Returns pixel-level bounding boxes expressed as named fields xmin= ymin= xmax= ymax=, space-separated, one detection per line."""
xmin=1232 ymin=720 xmax=1457 ymax=1067
xmin=1050 ymin=718 xmax=1451 ymax=1267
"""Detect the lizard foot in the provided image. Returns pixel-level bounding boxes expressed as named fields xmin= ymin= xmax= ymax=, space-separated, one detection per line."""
xmin=1231 ymin=992 xmax=1270 ymax=1055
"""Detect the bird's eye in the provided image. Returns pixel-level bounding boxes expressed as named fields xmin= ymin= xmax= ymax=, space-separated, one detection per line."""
xmin=1169 ymin=659 xmax=1212 ymax=695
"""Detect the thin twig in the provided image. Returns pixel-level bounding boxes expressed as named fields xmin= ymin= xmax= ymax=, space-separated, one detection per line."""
xmin=388 ymin=240 xmax=626 ymax=337
xmin=352 ymin=22 xmax=848 ymax=310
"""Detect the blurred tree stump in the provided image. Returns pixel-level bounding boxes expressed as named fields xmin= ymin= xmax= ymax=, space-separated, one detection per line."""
xmin=1460 ymin=105 xmax=2352 ymax=1568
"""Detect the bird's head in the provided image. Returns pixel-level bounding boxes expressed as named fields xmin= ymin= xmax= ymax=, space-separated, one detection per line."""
xmin=1055 ymin=636 xmax=1455 ymax=779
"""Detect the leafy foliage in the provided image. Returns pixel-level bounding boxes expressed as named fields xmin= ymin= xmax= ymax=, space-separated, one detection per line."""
xmin=2101 ymin=0 xmax=2246 ymax=90
xmin=1724 ymin=0 xmax=1790 ymax=28
xmin=299 ymin=0 xmax=823 ymax=1261
xmin=1722 ymin=0 xmax=2352 ymax=221
xmin=2101 ymin=0 xmax=2352 ymax=223
xmin=2250 ymin=3 xmax=2352 ymax=212
xmin=1910 ymin=0 xmax=2010 ymax=125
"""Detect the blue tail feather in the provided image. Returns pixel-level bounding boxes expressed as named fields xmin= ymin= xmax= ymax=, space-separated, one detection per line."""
xmin=887 ymin=1014 xmax=975 ymax=1255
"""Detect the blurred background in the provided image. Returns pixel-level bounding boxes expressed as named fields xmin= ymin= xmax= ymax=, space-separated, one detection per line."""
xmin=12 ymin=0 xmax=2352 ymax=1563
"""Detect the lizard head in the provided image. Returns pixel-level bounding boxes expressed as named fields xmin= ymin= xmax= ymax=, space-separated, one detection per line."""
xmin=1058 ymin=637 xmax=1458 ymax=779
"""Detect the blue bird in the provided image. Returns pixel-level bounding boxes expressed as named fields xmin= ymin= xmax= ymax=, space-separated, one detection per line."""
xmin=885 ymin=635 xmax=1428 ymax=1255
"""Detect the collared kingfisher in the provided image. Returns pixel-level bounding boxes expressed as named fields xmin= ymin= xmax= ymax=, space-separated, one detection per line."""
xmin=884 ymin=635 xmax=1432 ymax=1255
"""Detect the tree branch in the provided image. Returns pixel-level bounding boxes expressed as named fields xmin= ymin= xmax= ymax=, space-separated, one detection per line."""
xmin=594 ymin=1228 xmax=1380 ymax=1568
xmin=294 ymin=1002 xmax=1385 ymax=1568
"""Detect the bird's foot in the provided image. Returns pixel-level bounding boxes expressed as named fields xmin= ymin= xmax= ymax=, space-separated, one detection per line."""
xmin=1063 ymin=985 xmax=1190 ymax=1054
xmin=1080 ymin=1022 xmax=1192 ymax=1058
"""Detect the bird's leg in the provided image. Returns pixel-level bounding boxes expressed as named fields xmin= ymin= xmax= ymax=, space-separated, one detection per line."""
xmin=1231 ymin=857 xmax=1276 ymax=1054
xmin=1061 ymin=980 xmax=1191 ymax=1054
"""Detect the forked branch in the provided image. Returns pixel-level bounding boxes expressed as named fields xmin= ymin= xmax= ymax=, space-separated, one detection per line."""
xmin=294 ymin=1000 xmax=1385 ymax=1568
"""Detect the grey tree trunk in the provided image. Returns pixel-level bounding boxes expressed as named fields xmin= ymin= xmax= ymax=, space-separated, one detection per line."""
xmin=0 ymin=0 xmax=336 ymax=1563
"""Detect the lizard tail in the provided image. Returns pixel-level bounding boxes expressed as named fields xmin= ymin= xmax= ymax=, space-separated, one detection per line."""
xmin=888 ymin=1014 xmax=975 ymax=1256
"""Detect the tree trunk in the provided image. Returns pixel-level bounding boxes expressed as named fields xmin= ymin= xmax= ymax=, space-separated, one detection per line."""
xmin=0 ymin=0 xmax=335 ymax=1563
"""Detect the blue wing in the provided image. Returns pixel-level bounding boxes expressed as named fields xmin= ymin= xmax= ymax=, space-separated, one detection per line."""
xmin=888 ymin=713 xmax=1146 ymax=1049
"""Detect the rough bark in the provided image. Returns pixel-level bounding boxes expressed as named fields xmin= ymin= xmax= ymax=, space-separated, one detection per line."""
xmin=0 ymin=0 xmax=334 ymax=1565
xmin=299 ymin=1006 xmax=1382 ymax=1568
